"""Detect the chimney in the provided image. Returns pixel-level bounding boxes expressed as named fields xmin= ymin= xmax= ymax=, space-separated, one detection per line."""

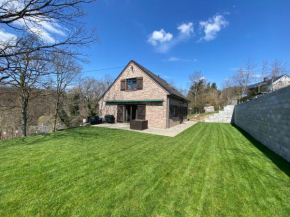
xmin=263 ymin=77 xmax=268 ymax=82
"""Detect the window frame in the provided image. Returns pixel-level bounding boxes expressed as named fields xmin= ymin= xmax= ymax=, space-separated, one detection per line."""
xmin=126 ymin=78 xmax=137 ymax=91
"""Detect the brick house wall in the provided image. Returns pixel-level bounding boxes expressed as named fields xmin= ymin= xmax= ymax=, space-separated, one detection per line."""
xmin=98 ymin=62 xmax=169 ymax=129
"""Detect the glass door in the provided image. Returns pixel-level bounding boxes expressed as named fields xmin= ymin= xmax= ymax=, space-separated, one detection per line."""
xmin=125 ymin=105 xmax=138 ymax=122
xmin=125 ymin=105 xmax=131 ymax=122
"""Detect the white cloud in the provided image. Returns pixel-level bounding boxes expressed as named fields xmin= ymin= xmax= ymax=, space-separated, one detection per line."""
xmin=167 ymin=57 xmax=197 ymax=62
xmin=40 ymin=21 xmax=66 ymax=36
xmin=168 ymin=57 xmax=180 ymax=61
xmin=253 ymin=73 xmax=262 ymax=78
xmin=199 ymin=14 xmax=228 ymax=41
xmin=148 ymin=22 xmax=194 ymax=53
xmin=0 ymin=0 xmax=66 ymax=43
xmin=177 ymin=22 xmax=194 ymax=36
xmin=0 ymin=29 xmax=17 ymax=42
xmin=28 ymin=26 xmax=56 ymax=44
xmin=148 ymin=29 xmax=173 ymax=46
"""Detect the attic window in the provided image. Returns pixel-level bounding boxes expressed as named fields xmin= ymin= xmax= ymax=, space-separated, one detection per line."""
xmin=127 ymin=78 xmax=137 ymax=90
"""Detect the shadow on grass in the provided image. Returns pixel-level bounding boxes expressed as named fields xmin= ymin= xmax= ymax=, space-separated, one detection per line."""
xmin=0 ymin=134 xmax=50 ymax=150
xmin=232 ymin=124 xmax=290 ymax=177
xmin=0 ymin=127 xmax=99 ymax=150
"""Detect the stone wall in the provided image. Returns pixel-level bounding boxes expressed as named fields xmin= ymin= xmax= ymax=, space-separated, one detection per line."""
xmin=233 ymin=86 xmax=290 ymax=162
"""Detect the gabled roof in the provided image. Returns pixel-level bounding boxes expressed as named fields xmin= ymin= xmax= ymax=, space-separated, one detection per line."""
xmin=247 ymin=74 xmax=289 ymax=90
xmin=99 ymin=60 xmax=189 ymax=102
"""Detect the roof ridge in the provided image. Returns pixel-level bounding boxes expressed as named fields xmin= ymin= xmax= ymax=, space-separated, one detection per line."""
xmin=130 ymin=60 xmax=189 ymax=101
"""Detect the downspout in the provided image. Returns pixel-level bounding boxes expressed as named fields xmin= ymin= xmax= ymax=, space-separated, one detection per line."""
xmin=166 ymin=94 xmax=171 ymax=128
xmin=187 ymin=102 xmax=189 ymax=120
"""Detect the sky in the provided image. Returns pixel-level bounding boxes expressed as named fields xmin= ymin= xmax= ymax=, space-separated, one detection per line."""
xmin=1 ymin=0 xmax=290 ymax=89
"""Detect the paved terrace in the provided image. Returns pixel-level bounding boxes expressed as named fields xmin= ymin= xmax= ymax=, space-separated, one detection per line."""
xmin=92 ymin=121 xmax=196 ymax=137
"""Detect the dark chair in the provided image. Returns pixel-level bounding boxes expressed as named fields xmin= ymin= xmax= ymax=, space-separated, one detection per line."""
xmin=105 ymin=115 xmax=115 ymax=123
xmin=90 ymin=116 xmax=103 ymax=125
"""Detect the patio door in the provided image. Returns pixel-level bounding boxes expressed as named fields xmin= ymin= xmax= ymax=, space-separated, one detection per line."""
xmin=125 ymin=105 xmax=140 ymax=122
xmin=117 ymin=105 xmax=124 ymax=122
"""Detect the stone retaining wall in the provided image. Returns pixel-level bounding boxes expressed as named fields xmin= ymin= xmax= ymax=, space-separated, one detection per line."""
xmin=233 ymin=86 xmax=290 ymax=162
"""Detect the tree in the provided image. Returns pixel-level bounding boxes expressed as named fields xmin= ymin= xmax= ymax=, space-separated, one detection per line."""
xmin=50 ymin=54 xmax=82 ymax=132
xmin=189 ymin=71 xmax=203 ymax=113
xmin=0 ymin=0 xmax=97 ymax=81
xmin=269 ymin=59 xmax=288 ymax=91
xmin=78 ymin=77 xmax=110 ymax=117
xmin=257 ymin=60 xmax=269 ymax=93
xmin=220 ymin=77 xmax=240 ymax=105
xmin=232 ymin=59 xmax=257 ymax=98
xmin=211 ymin=82 xmax=217 ymax=90
xmin=1 ymin=36 xmax=49 ymax=136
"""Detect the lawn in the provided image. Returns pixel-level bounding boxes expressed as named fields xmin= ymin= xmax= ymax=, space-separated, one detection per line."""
xmin=0 ymin=123 xmax=289 ymax=216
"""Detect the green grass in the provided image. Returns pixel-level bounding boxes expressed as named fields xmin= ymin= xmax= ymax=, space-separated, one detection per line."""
xmin=0 ymin=123 xmax=289 ymax=216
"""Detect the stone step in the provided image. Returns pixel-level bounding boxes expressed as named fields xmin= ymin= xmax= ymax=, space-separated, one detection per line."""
xmin=204 ymin=105 xmax=235 ymax=123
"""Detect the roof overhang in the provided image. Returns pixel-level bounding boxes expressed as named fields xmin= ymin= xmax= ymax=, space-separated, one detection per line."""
xmin=105 ymin=99 xmax=164 ymax=103
xmin=168 ymin=94 xmax=190 ymax=102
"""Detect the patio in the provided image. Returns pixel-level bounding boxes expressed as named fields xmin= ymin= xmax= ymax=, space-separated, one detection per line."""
xmin=92 ymin=121 xmax=196 ymax=137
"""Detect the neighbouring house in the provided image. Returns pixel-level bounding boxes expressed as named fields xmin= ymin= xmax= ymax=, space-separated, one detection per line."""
xmin=247 ymin=74 xmax=290 ymax=94
xmin=98 ymin=60 xmax=190 ymax=129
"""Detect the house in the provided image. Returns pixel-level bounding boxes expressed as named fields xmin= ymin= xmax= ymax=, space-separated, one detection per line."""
xmin=247 ymin=74 xmax=290 ymax=94
xmin=98 ymin=60 xmax=190 ymax=129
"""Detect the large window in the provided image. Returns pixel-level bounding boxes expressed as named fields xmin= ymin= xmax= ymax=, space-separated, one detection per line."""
xmin=169 ymin=105 xmax=188 ymax=118
xmin=127 ymin=78 xmax=137 ymax=90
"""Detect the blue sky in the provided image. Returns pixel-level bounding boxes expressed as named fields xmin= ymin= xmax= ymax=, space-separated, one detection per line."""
xmin=1 ymin=0 xmax=290 ymax=89
xmin=81 ymin=0 xmax=290 ymax=89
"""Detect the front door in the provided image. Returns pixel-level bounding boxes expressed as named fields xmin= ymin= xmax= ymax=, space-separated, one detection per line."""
xmin=117 ymin=105 xmax=124 ymax=122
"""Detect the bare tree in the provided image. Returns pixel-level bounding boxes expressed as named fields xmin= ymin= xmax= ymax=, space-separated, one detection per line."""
xmin=269 ymin=59 xmax=288 ymax=91
xmin=261 ymin=60 xmax=269 ymax=79
xmin=0 ymin=0 xmax=98 ymax=81
xmin=257 ymin=60 xmax=269 ymax=92
xmin=1 ymin=37 xmax=49 ymax=136
xmin=103 ymin=74 xmax=113 ymax=90
xmin=50 ymin=54 xmax=82 ymax=132
xmin=78 ymin=77 xmax=108 ymax=117
xmin=189 ymin=71 xmax=203 ymax=113
xmin=232 ymin=59 xmax=257 ymax=98
xmin=0 ymin=0 xmax=94 ymax=24
xmin=220 ymin=77 xmax=241 ymax=105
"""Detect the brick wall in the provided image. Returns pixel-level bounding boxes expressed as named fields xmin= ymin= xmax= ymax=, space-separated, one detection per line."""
xmin=233 ymin=86 xmax=290 ymax=162
xmin=98 ymin=62 xmax=168 ymax=129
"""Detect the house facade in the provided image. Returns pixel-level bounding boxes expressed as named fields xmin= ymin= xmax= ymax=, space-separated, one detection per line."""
xmin=247 ymin=75 xmax=290 ymax=93
xmin=98 ymin=60 xmax=189 ymax=129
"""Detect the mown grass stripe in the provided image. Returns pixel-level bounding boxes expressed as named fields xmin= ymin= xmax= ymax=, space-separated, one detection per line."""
xmin=0 ymin=123 xmax=289 ymax=216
